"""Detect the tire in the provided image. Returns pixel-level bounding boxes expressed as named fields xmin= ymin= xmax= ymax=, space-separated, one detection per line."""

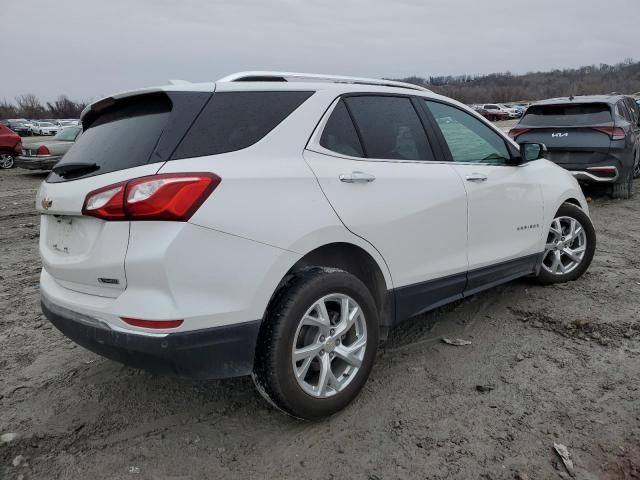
xmin=0 ymin=152 xmax=15 ymax=169
xmin=611 ymin=168 xmax=634 ymax=199
xmin=535 ymin=203 xmax=596 ymax=285
xmin=633 ymin=150 xmax=640 ymax=179
xmin=253 ymin=267 xmax=379 ymax=420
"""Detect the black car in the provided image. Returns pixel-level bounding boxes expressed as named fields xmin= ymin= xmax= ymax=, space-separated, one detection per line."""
xmin=510 ymin=95 xmax=640 ymax=198
xmin=6 ymin=120 xmax=32 ymax=137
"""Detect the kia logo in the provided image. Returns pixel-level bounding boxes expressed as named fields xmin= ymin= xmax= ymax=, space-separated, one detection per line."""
xmin=552 ymin=132 xmax=568 ymax=138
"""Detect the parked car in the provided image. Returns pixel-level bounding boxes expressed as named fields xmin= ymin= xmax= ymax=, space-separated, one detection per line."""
xmin=0 ymin=124 xmax=22 ymax=169
xmin=498 ymin=104 xmax=522 ymax=118
xmin=478 ymin=104 xmax=511 ymax=121
xmin=16 ymin=126 xmax=82 ymax=170
xmin=31 ymin=121 xmax=59 ymax=136
xmin=23 ymin=120 xmax=37 ymax=134
xmin=509 ymin=95 xmax=640 ymax=198
xmin=6 ymin=120 xmax=32 ymax=137
xmin=508 ymin=104 xmax=528 ymax=116
xmin=38 ymin=72 xmax=595 ymax=419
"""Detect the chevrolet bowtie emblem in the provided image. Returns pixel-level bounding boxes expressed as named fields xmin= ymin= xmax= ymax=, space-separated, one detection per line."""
xmin=41 ymin=198 xmax=53 ymax=210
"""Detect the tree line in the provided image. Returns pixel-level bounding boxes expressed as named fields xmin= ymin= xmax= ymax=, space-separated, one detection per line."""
xmin=394 ymin=59 xmax=640 ymax=104
xmin=0 ymin=94 xmax=87 ymax=120
xmin=3 ymin=60 xmax=639 ymax=120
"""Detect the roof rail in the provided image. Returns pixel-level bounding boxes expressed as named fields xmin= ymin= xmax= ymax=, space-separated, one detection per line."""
xmin=217 ymin=71 xmax=431 ymax=92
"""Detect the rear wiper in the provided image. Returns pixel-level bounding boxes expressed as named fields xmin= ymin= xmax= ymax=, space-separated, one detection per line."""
xmin=52 ymin=162 xmax=99 ymax=177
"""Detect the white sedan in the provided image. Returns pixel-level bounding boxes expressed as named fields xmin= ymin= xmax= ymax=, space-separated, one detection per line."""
xmin=32 ymin=122 xmax=59 ymax=136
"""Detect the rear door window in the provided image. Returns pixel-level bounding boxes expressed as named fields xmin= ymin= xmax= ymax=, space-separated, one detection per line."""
xmin=344 ymin=96 xmax=434 ymax=161
xmin=172 ymin=91 xmax=313 ymax=159
xmin=521 ymin=104 xmax=613 ymax=126
xmin=319 ymin=100 xmax=364 ymax=157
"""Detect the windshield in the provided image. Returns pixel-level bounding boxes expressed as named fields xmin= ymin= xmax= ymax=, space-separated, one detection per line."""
xmin=53 ymin=126 xmax=81 ymax=141
xmin=40 ymin=122 xmax=54 ymax=127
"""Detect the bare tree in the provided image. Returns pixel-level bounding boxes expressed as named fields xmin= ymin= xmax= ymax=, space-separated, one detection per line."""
xmin=46 ymin=95 xmax=85 ymax=118
xmin=395 ymin=59 xmax=640 ymax=104
xmin=15 ymin=94 xmax=45 ymax=118
xmin=0 ymin=99 xmax=18 ymax=119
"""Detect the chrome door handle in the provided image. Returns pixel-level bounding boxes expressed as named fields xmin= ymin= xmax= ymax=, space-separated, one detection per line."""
xmin=339 ymin=171 xmax=376 ymax=183
xmin=465 ymin=173 xmax=488 ymax=182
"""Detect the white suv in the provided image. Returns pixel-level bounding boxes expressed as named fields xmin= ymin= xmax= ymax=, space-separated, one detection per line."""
xmin=37 ymin=72 xmax=595 ymax=419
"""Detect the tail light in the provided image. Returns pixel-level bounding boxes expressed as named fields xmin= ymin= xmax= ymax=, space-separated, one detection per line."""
xmin=121 ymin=317 xmax=184 ymax=329
xmin=508 ymin=128 xmax=530 ymax=139
xmin=82 ymin=173 xmax=221 ymax=221
xmin=37 ymin=145 xmax=50 ymax=155
xmin=592 ymin=127 xmax=625 ymax=140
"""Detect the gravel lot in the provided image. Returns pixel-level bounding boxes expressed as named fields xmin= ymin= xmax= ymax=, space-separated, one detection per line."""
xmin=1 ymin=166 xmax=639 ymax=480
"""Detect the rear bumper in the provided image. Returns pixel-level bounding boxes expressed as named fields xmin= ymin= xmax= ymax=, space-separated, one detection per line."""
xmin=570 ymin=168 xmax=618 ymax=183
xmin=41 ymin=294 xmax=261 ymax=379
xmin=16 ymin=155 xmax=61 ymax=170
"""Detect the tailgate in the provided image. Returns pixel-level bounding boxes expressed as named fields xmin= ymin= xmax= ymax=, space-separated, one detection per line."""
xmin=516 ymin=102 xmax=615 ymax=168
xmin=37 ymin=165 xmax=161 ymax=297
xmin=36 ymin=90 xmax=213 ymax=298
xmin=517 ymin=127 xmax=612 ymax=167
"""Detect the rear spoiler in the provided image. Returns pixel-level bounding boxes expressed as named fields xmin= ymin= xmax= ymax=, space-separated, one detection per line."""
xmin=80 ymin=87 xmax=167 ymax=122
xmin=80 ymin=81 xmax=217 ymax=125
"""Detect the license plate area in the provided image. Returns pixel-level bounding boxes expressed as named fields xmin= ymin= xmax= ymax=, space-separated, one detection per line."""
xmin=45 ymin=215 xmax=91 ymax=256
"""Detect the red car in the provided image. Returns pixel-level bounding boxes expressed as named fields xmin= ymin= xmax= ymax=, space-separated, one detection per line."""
xmin=0 ymin=124 xmax=22 ymax=169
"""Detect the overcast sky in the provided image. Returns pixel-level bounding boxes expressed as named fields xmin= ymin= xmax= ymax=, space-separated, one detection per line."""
xmin=3 ymin=0 xmax=638 ymax=102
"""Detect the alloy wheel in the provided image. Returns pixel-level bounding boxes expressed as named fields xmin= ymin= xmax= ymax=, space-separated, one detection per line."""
xmin=292 ymin=293 xmax=367 ymax=398
xmin=0 ymin=153 xmax=15 ymax=169
xmin=542 ymin=216 xmax=587 ymax=275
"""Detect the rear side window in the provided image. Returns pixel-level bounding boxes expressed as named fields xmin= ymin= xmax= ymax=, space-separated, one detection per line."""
xmin=616 ymin=101 xmax=631 ymax=122
xmin=172 ymin=91 xmax=313 ymax=159
xmin=319 ymin=100 xmax=364 ymax=157
xmin=521 ymin=104 xmax=612 ymax=126
xmin=345 ymin=96 xmax=434 ymax=161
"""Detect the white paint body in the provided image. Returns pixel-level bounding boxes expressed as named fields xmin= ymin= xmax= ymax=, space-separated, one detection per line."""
xmin=37 ymin=78 xmax=589 ymax=336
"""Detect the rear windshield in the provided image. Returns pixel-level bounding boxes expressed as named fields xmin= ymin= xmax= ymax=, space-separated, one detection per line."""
xmin=171 ymin=91 xmax=313 ymax=159
xmin=521 ymin=103 xmax=612 ymax=126
xmin=48 ymin=93 xmax=174 ymax=182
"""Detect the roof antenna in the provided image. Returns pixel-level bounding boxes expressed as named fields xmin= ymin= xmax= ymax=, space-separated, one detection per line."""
xmin=569 ymin=94 xmax=574 ymax=101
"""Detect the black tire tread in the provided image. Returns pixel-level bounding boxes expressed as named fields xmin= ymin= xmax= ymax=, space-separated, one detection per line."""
xmin=253 ymin=267 xmax=378 ymax=420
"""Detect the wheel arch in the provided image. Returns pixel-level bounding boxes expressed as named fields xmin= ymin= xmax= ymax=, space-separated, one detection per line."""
xmin=563 ymin=197 xmax=582 ymax=208
xmin=263 ymin=242 xmax=395 ymax=327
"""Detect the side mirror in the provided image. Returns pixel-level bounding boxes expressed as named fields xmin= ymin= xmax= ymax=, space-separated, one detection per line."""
xmin=520 ymin=142 xmax=547 ymax=162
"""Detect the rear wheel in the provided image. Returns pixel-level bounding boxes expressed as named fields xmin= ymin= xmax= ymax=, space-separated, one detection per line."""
xmin=253 ymin=268 xmax=379 ymax=420
xmin=633 ymin=151 xmax=640 ymax=179
xmin=536 ymin=203 xmax=595 ymax=285
xmin=0 ymin=152 xmax=15 ymax=169
xmin=611 ymin=168 xmax=634 ymax=199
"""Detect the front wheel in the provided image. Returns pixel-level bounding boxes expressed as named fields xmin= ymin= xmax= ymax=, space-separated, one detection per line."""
xmin=0 ymin=152 xmax=15 ymax=169
xmin=253 ymin=268 xmax=379 ymax=420
xmin=536 ymin=203 xmax=596 ymax=285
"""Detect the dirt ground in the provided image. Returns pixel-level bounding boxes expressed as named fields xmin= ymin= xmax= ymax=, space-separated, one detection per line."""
xmin=1 ymin=168 xmax=639 ymax=480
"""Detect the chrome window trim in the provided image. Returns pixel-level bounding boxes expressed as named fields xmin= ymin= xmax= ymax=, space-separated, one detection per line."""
xmin=306 ymin=96 xmax=521 ymax=167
